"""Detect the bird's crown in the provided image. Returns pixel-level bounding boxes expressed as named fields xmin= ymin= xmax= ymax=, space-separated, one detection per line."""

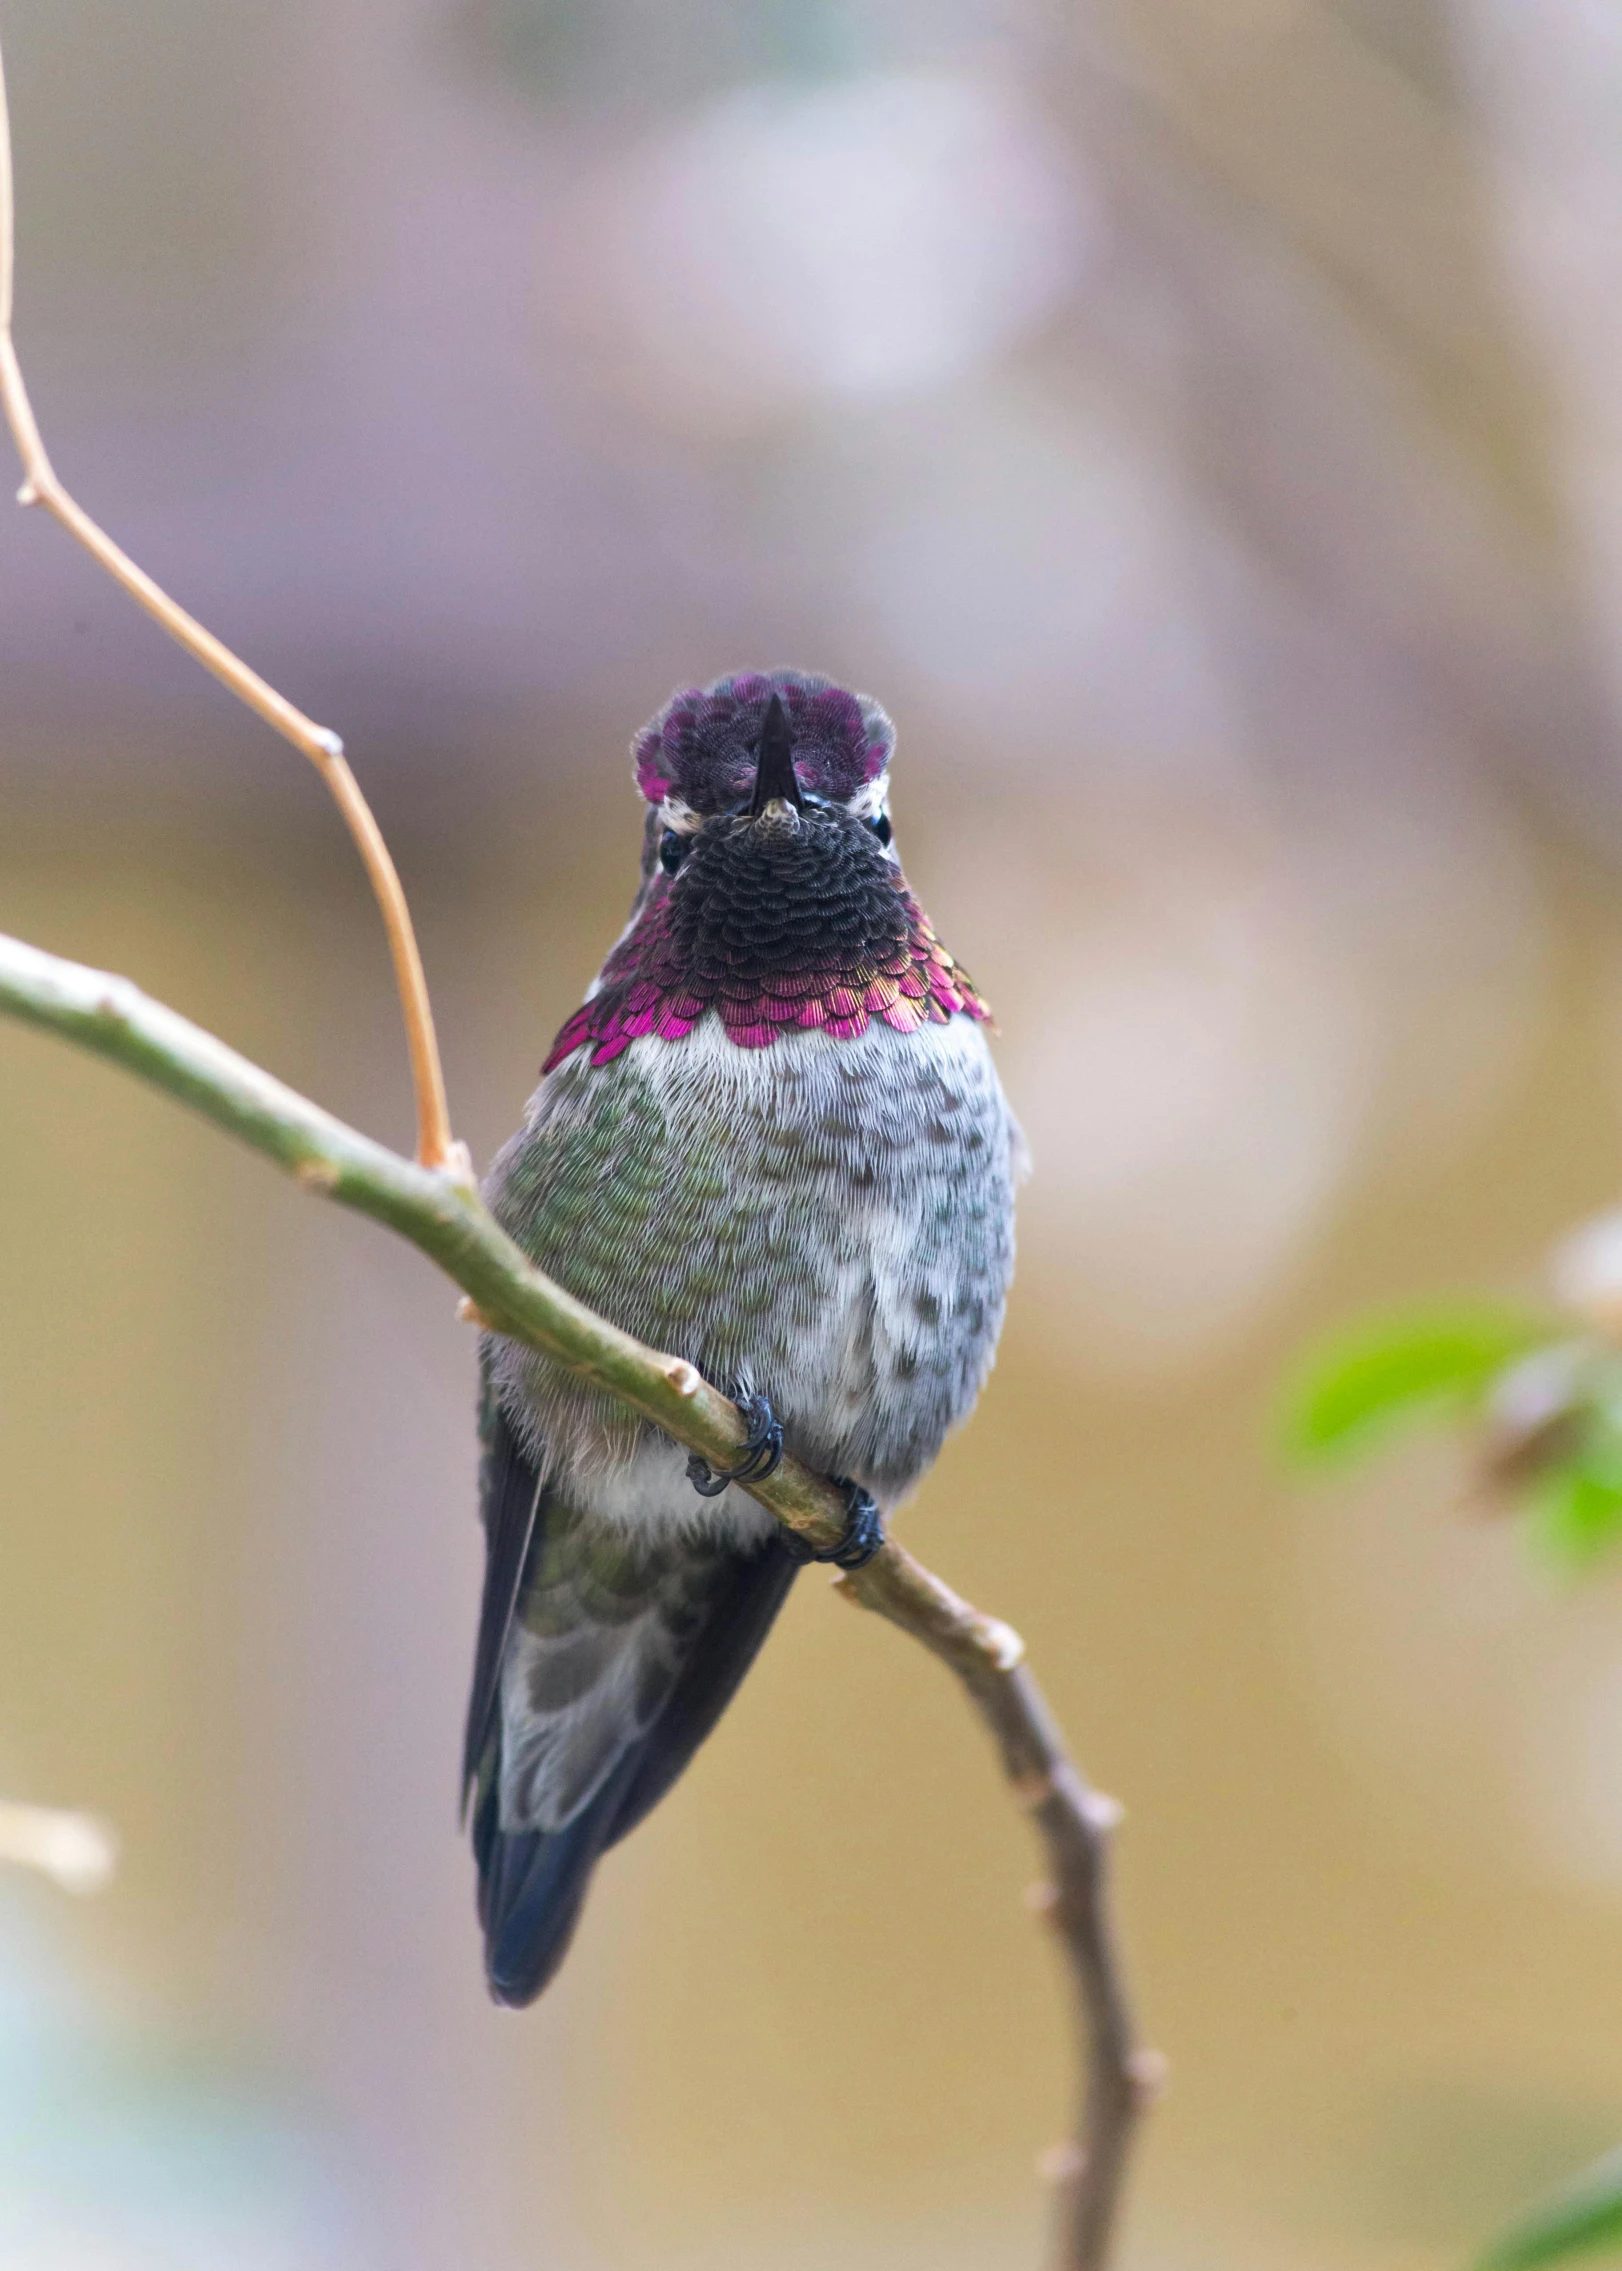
xmin=633 ymin=669 xmax=893 ymax=815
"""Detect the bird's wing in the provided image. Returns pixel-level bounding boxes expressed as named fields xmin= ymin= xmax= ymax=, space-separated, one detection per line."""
xmin=461 ymin=1360 xmax=545 ymax=1808
xmin=466 ymin=1466 xmax=797 ymax=2006
xmin=602 ymin=1535 xmax=799 ymax=1851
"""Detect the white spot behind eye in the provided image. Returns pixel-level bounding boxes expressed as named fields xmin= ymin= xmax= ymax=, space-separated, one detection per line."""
xmin=846 ymin=777 xmax=890 ymax=821
xmin=659 ymin=797 xmax=703 ymax=835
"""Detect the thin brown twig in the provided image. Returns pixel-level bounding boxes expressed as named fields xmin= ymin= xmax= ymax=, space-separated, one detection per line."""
xmin=0 ymin=28 xmax=455 ymax=1172
xmin=839 ymin=1548 xmax=1159 ymax=2271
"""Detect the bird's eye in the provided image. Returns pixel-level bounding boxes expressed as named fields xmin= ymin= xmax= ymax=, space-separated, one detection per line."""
xmin=659 ymin=829 xmax=690 ymax=876
xmin=866 ymin=812 xmax=893 ymax=848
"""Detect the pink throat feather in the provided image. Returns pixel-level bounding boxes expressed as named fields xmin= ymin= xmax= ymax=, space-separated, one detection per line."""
xmin=542 ymin=884 xmax=990 ymax=1074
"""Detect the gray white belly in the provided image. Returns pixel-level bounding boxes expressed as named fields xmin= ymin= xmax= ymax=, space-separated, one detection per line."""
xmin=483 ymin=1011 xmax=1021 ymax=1545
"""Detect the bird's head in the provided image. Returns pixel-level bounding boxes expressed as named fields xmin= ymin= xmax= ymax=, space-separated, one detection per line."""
xmin=631 ymin=669 xmax=896 ymax=878
xmin=540 ymin=668 xmax=985 ymax=1072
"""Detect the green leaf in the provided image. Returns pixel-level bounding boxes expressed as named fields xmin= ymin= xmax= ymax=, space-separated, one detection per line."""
xmin=1529 ymin=1464 xmax=1622 ymax=1570
xmin=1284 ymin=1303 xmax=1555 ymax=1464
xmin=1475 ymin=2144 xmax=1622 ymax=2268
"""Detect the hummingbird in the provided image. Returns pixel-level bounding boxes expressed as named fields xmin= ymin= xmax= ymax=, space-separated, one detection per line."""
xmin=465 ymin=669 xmax=1022 ymax=2004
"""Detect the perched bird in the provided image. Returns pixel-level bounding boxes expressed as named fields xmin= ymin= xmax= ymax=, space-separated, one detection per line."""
xmin=465 ymin=669 xmax=1022 ymax=2004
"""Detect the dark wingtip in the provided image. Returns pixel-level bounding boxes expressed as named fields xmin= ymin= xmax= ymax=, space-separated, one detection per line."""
xmin=473 ymin=1782 xmax=604 ymax=2007
xmin=468 ymin=1537 xmax=799 ymax=2005
xmin=748 ymin=691 xmax=803 ymax=815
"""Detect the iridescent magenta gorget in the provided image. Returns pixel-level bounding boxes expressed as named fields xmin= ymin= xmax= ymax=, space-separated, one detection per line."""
xmin=543 ymin=668 xmax=991 ymax=1072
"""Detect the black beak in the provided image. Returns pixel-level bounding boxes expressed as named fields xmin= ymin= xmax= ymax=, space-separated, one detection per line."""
xmin=748 ymin=692 xmax=804 ymax=817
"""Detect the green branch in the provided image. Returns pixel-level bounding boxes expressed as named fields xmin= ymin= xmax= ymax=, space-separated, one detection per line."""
xmin=0 ymin=927 xmax=851 ymax=1546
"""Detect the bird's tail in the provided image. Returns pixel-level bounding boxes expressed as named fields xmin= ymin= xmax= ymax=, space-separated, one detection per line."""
xmin=469 ymin=1509 xmax=799 ymax=2009
xmin=470 ymin=1758 xmax=635 ymax=2009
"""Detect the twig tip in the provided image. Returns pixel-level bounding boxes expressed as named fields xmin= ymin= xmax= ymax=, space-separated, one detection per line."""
xmin=979 ymin=1615 xmax=1025 ymax=1670
xmin=431 ymin=1137 xmax=477 ymax=1188
xmin=294 ymin=1155 xmax=341 ymax=1194
xmin=1036 ymin=2141 xmax=1086 ymax=2186
xmin=1085 ymin=1791 xmax=1127 ymax=1833
xmin=1128 ymin=2048 xmax=1169 ymax=2105
xmin=664 ymin=1358 xmax=702 ymax=1397
xmin=457 ymin=1295 xmax=496 ymax=1330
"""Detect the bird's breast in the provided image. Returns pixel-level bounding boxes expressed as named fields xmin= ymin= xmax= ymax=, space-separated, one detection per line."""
xmin=484 ymin=1010 xmax=1019 ymax=1538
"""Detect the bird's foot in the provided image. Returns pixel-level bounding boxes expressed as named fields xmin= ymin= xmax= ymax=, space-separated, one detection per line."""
xmin=780 ymin=1480 xmax=885 ymax=1572
xmin=686 ymin=1394 xmax=784 ymax=1497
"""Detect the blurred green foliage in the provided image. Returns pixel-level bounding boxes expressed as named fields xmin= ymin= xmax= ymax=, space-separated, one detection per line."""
xmin=447 ymin=0 xmax=884 ymax=108
xmin=1473 ymin=2146 xmax=1622 ymax=2268
xmin=1292 ymin=1305 xmax=1622 ymax=2262
xmin=1284 ymin=1302 xmax=1555 ymax=1461
xmin=1287 ymin=1302 xmax=1622 ymax=1571
xmin=1530 ymin=1456 xmax=1622 ymax=1572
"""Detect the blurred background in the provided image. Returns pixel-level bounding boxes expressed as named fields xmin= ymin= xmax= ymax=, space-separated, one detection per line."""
xmin=7 ymin=1 xmax=1622 ymax=2264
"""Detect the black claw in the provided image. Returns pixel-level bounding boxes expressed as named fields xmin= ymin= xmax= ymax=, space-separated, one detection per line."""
xmin=779 ymin=1479 xmax=885 ymax=1571
xmin=687 ymin=1394 xmax=785 ymax=1498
